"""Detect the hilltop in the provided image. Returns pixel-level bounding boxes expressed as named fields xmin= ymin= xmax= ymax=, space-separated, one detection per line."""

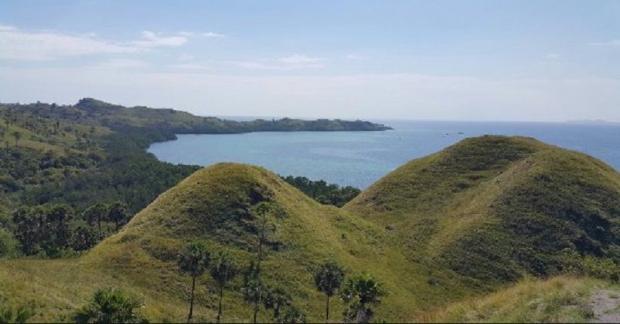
xmin=0 ymin=136 xmax=619 ymax=322
xmin=346 ymin=136 xmax=620 ymax=287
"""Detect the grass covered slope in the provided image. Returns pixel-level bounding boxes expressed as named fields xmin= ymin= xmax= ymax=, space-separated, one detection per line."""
xmin=346 ymin=136 xmax=620 ymax=287
xmin=422 ymin=276 xmax=620 ymax=323
xmin=1 ymin=164 xmax=456 ymax=322
xmin=1 ymin=136 xmax=620 ymax=322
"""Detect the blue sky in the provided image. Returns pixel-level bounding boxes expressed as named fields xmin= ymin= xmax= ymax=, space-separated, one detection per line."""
xmin=1 ymin=0 xmax=619 ymax=121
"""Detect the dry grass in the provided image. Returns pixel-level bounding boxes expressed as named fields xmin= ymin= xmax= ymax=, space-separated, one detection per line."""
xmin=420 ymin=276 xmax=619 ymax=323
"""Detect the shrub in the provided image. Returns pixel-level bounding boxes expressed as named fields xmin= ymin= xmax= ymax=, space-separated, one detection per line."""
xmin=74 ymin=288 xmax=147 ymax=324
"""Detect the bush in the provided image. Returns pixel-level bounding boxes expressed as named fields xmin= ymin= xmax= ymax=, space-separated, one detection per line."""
xmin=74 ymin=288 xmax=147 ymax=324
xmin=0 ymin=228 xmax=19 ymax=258
xmin=0 ymin=300 xmax=35 ymax=324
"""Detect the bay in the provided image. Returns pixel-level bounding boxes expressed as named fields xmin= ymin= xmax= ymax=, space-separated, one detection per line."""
xmin=148 ymin=120 xmax=620 ymax=189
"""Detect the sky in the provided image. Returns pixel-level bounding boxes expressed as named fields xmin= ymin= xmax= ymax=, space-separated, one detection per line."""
xmin=0 ymin=0 xmax=619 ymax=122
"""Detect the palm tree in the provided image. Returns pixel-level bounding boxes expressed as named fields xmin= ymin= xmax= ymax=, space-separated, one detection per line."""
xmin=12 ymin=131 xmax=20 ymax=147
xmin=313 ymin=261 xmax=345 ymax=323
xmin=82 ymin=203 xmax=108 ymax=240
xmin=253 ymin=202 xmax=273 ymax=270
xmin=340 ymin=273 xmax=384 ymax=323
xmin=107 ymin=201 xmax=128 ymax=231
xmin=178 ymin=242 xmax=210 ymax=323
xmin=277 ymin=305 xmax=306 ymax=324
xmin=263 ymin=286 xmax=290 ymax=321
xmin=242 ymin=261 xmax=265 ymax=324
xmin=209 ymin=251 xmax=238 ymax=323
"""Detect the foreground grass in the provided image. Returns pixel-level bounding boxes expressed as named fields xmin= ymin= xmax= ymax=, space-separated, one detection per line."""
xmin=421 ymin=276 xmax=619 ymax=323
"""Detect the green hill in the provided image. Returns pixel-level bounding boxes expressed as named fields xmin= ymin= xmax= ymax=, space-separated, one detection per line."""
xmin=1 ymin=136 xmax=619 ymax=322
xmin=346 ymin=136 xmax=620 ymax=287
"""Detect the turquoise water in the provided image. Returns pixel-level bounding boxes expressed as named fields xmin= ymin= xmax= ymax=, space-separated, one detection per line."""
xmin=148 ymin=121 xmax=620 ymax=188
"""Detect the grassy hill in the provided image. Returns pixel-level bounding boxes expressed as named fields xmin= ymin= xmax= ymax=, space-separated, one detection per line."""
xmin=346 ymin=136 xmax=620 ymax=288
xmin=1 ymin=136 xmax=619 ymax=322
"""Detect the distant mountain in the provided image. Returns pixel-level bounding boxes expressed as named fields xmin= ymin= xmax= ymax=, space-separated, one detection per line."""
xmin=2 ymin=136 xmax=618 ymax=322
xmin=565 ymin=119 xmax=620 ymax=125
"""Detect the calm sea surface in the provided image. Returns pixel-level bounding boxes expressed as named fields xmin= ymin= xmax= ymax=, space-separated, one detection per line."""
xmin=148 ymin=121 xmax=620 ymax=189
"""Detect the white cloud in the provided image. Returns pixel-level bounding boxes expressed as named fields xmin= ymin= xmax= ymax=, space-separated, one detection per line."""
xmin=202 ymin=32 xmax=225 ymax=38
xmin=0 ymin=25 xmax=213 ymax=60
xmin=168 ymin=63 xmax=211 ymax=71
xmin=545 ymin=53 xmax=560 ymax=60
xmin=95 ymin=59 xmax=149 ymax=69
xmin=278 ymin=54 xmax=323 ymax=65
xmin=131 ymin=31 xmax=187 ymax=48
xmin=179 ymin=31 xmax=225 ymax=38
xmin=345 ymin=53 xmax=366 ymax=61
xmin=237 ymin=54 xmax=325 ymax=70
xmin=0 ymin=24 xmax=137 ymax=60
xmin=589 ymin=39 xmax=620 ymax=47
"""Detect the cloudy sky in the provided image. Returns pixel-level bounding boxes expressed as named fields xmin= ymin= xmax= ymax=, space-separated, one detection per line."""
xmin=1 ymin=0 xmax=619 ymax=121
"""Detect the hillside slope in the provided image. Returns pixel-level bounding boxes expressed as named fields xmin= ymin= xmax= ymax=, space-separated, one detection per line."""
xmin=1 ymin=164 xmax=466 ymax=322
xmin=1 ymin=136 xmax=619 ymax=322
xmin=346 ymin=136 xmax=620 ymax=288
xmin=421 ymin=276 xmax=620 ymax=322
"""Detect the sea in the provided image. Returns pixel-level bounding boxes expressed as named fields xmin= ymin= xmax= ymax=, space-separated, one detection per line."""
xmin=148 ymin=120 xmax=620 ymax=189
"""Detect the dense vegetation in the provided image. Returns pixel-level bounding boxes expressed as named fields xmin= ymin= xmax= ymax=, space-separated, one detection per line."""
xmin=281 ymin=176 xmax=361 ymax=207
xmin=0 ymin=99 xmax=377 ymax=258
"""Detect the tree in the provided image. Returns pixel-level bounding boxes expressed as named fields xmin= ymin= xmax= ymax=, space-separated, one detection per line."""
xmin=0 ymin=228 xmax=20 ymax=258
xmin=209 ymin=251 xmax=238 ymax=323
xmin=242 ymin=261 xmax=265 ymax=324
xmin=253 ymin=202 xmax=273 ymax=270
xmin=108 ymin=201 xmax=128 ymax=231
xmin=12 ymin=207 xmax=43 ymax=255
xmin=178 ymin=242 xmax=210 ymax=323
xmin=82 ymin=203 xmax=109 ymax=239
xmin=314 ymin=261 xmax=345 ymax=322
xmin=73 ymin=288 xmax=146 ymax=323
xmin=240 ymin=202 xmax=278 ymax=323
xmin=70 ymin=224 xmax=98 ymax=252
xmin=277 ymin=305 xmax=306 ymax=324
xmin=12 ymin=205 xmax=75 ymax=257
xmin=45 ymin=204 xmax=73 ymax=251
xmin=340 ymin=273 xmax=385 ymax=323
xmin=263 ymin=287 xmax=290 ymax=321
xmin=11 ymin=131 xmax=20 ymax=147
